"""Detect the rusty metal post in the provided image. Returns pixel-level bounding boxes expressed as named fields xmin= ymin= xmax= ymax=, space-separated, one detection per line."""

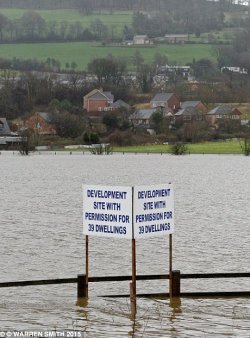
xmin=169 ymin=234 xmax=172 ymax=296
xmin=130 ymin=238 xmax=137 ymax=312
xmin=84 ymin=235 xmax=89 ymax=297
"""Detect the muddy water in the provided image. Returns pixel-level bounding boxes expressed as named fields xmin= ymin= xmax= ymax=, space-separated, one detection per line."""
xmin=0 ymin=152 xmax=250 ymax=337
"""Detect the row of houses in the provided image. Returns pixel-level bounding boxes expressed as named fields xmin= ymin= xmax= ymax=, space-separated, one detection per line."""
xmin=0 ymin=90 xmax=244 ymax=142
xmin=83 ymin=89 xmax=242 ymax=130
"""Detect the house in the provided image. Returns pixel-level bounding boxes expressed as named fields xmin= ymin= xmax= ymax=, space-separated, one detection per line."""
xmin=129 ymin=108 xmax=156 ymax=129
xmin=133 ymin=35 xmax=152 ymax=45
xmin=221 ymin=66 xmax=247 ymax=75
xmin=83 ymin=89 xmax=114 ymax=113
xmin=129 ymin=107 xmax=173 ymax=130
xmin=175 ymin=107 xmax=205 ymax=123
xmin=164 ymin=34 xmax=189 ymax=44
xmin=158 ymin=65 xmax=191 ymax=78
xmin=181 ymin=101 xmax=207 ymax=113
xmin=24 ymin=112 xmax=56 ymax=135
xmin=111 ymin=99 xmax=130 ymax=111
xmin=206 ymin=105 xmax=242 ymax=127
xmin=150 ymin=93 xmax=180 ymax=112
xmin=0 ymin=117 xmax=23 ymax=148
xmin=0 ymin=118 xmax=12 ymax=136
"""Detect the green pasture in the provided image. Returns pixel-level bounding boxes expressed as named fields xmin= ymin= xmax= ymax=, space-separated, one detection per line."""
xmin=0 ymin=8 xmax=133 ymax=24
xmin=0 ymin=42 xmax=215 ymax=70
xmin=112 ymin=140 xmax=243 ymax=155
xmin=0 ymin=8 xmax=133 ymax=35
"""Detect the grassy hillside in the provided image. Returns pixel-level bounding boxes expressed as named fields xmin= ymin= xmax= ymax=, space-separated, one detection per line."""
xmin=0 ymin=42 xmax=215 ymax=70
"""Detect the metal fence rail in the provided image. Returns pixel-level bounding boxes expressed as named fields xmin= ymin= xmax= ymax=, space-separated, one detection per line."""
xmin=1 ymin=272 xmax=250 ymax=299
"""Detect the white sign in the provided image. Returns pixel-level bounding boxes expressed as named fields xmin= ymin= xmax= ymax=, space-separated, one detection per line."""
xmin=133 ymin=184 xmax=174 ymax=238
xmin=83 ymin=185 xmax=133 ymax=238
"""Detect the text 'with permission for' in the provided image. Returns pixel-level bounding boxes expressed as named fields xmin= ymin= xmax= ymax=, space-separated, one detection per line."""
xmin=83 ymin=184 xmax=174 ymax=239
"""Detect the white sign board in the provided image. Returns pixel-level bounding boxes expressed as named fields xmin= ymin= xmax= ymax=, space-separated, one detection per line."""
xmin=83 ymin=185 xmax=133 ymax=238
xmin=133 ymin=184 xmax=174 ymax=238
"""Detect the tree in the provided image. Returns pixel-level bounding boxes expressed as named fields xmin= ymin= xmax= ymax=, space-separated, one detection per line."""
xmin=87 ymin=56 xmax=127 ymax=85
xmin=50 ymin=111 xmax=85 ymax=138
xmin=150 ymin=108 xmax=172 ymax=134
xmin=132 ymin=50 xmax=144 ymax=71
xmin=0 ymin=13 xmax=9 ymax=41
xmin=136 ymin=63 xmax=154 ymax=93
xmin=90 ymin=19 xmax=108 ymax=40
xmin=20 ymin=11 xmax=46 ymax=39
xmin=19 ymin=129 xmax=36 ymax=155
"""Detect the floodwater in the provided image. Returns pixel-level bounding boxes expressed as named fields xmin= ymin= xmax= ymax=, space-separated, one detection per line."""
xmin=1 ymin=151 xmax=250 ymax=337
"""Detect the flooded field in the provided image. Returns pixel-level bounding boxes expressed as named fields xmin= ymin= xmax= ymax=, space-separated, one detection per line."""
xmin=1 ymin=152 xmax=250 ymax=337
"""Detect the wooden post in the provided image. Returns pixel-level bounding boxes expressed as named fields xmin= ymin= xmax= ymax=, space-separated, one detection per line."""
xmin=170 ymin=270 xmax=181 ymax=298
xmin=77 ymin=274 xmax=87 ymax=298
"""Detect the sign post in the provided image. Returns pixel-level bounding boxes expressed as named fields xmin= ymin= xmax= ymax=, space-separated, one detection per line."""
xmin=85 ymin=234 xmax=89 ymax=297
xmin=83 ymin=185 xmax=133 ymax=298
xmin=133 ymin=184 xmax=174 ymax=297
xmin=130 ymin=187 xmax=136 ymax=313
xmin=83 ymin=183 xmax=174 ymax=302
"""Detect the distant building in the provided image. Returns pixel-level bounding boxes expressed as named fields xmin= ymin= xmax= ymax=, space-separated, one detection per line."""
xmin=175 ymin=107 xmax=205 ymax=123
xmin=133 ymin=35 xmax=152 ymax=45
xmin=150 ymin=93 xmax=180 ymax=112
xmin=157 ymin=65 xmax=191 ymax=79
xmin=221 ymin=66 xmax=248 ymax=74
xmin=206 ymin=105 xmax=242 ymax=128
xmin=111 ymin=99 xmax=130 ymax=111
xmin=129 ymin=107 xmax=173 ymax=131
xmin=83 ymin=89 xmax=114 ymax=113
xmin=181 ymin=101 xmax=207 ymax=113
xmin=0 ymin=118 xmax=12 ymax=136
xmin=164 ymin=34 xmax=189 ymax=44
xmin=24 ymin=112 xmax=56 ymax=135
xmin=0 ymin=117 xmax=23 ymax=148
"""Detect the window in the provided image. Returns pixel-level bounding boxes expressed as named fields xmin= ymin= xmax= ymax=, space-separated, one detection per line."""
xmin=183 ymin=115 xmax=191 ymax=121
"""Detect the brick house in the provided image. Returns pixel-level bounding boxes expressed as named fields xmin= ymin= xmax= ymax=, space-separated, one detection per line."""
xmin=206 ymin=105 xmax=242 ymax=128
xmin=181 ymin=101 xmax=207 ymax=113
xmin=150 ymin=93 xmax=180 ymax=113
xmin=175 ymin=106 xmax=205 ymax=123
xmin=83 ymin=89 xmax=114 ymax=113
xmin=129 ymin=107 xmax=173 ymax=131
xmin=24 ymin=112 xmax=56 ymax=135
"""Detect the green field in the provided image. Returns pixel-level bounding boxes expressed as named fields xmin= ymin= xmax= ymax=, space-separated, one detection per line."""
xmin=0 ymin=42 xmax=215 ymax=70
xmin=0 ymin=8 xmax=133 ymax=23
xmin=112 ymin=140 xmax=243 ymax=155
xmin=0 ymin=9 xmax=133 ymax=37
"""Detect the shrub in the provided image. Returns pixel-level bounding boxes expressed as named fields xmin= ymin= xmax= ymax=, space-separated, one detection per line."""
xmin=170 ymin=142 xmax=188 ymax=155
